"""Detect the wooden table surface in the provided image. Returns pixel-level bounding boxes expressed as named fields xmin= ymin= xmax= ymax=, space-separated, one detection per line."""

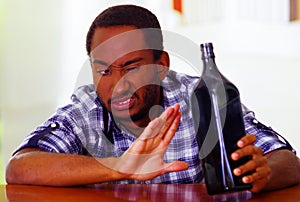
xmin=1 ymin=183 xmax=300 ymax=202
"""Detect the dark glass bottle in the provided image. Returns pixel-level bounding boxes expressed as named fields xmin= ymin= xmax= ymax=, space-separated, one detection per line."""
xmin=191 ymin=43 xmax=252 ymax=195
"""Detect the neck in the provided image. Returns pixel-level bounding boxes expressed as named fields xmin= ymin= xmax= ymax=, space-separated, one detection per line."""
xmin=118 ymin=116 xmax=151 ymax=137
xmin=118 ymin=92 xmax=163 ymax=137
xmin=119 ymin=104 xmax=165 ymax=136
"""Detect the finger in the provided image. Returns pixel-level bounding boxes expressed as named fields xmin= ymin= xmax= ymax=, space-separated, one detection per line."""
xmin=172 ymin=103 xmax=180 ymax=112
xmin=159 ymin=104 xmax=178 ymax=122
xmin=157 ymin=104 xmax=180 ymax=139
xmin=131 ymin=118 xmax=166 ymax=153
xmin=231 ymin=145 xmax=262 ymax=161
xmin=139 ymin=105 xmax=176 ymax=141
xmin=236 ymin=134 xmax=256 ymax=148
xmin=242 ymin=166 xmax=271 ymax=184
xmin=162 ymin=161 xmax=189 ymax=174
xmin=130 ymin=104 xmax=179 ymax=152
xmin=139 ymin=116 xmax=166 ymax=140
xmin=162 ymin=112 xmax=181 ymax=146
xmin=233 ymin=155 xmax=267 ymax=176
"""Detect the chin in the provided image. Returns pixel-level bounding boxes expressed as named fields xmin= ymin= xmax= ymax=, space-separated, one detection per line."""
xmin=113 ymin=109 xmax=148 ymax=123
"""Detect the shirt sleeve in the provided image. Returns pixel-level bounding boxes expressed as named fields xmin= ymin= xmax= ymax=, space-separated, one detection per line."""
xmin=13 ymin=106 xmax=86 ymax=155
xmin=242 ymin=105 xmax=296 ymax=155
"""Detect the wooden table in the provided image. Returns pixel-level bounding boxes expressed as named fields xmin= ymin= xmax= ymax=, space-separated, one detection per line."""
xmin=1 ymin=184 xmax=300 ymax=202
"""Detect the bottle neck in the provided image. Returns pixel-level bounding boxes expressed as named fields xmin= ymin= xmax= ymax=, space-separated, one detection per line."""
xmin=201 ymin=43 xmax=215 ymax=59
xmin=200 ymin=43 xmax=218 ymax=72
xmin=202 ymin=57 xmax=218 ymax=73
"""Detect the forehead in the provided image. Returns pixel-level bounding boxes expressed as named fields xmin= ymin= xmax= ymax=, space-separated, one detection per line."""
xmin=90 ymin=26 xmax=149 ymax=63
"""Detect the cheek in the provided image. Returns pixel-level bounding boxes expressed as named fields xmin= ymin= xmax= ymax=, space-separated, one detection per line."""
xmin=135 ymin=68 xmax=160 ymax=86
xmin=98 ymin=86 xmax=108 ymax=95
xmin=92 ymin=74 xmax=99 ymax=89
xmin=92 ymin=71 xmax=102 ymax=86
xmin=138 ymin=85 xmax=160 ymax=102
xmin=94 ymin=80 xmax=110 ymax=102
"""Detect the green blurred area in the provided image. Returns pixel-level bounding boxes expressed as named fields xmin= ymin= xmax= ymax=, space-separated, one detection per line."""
xmin=0 ymin=1 xmax=4 ymax=184
xmin=0 ymin=121 xmax=3 ymax=184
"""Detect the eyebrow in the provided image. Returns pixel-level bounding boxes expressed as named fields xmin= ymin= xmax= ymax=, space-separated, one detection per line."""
xmin=123 ymin=57 xmax=143 ymax=67
xmin=92 ymin=59 xmax=109 ymax=67
xmin=92 ymin=57 xmax=143 ymax=68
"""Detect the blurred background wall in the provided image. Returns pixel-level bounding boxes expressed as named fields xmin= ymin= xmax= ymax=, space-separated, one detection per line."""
xmin=1 ymin=0 xmax=300 ymax=183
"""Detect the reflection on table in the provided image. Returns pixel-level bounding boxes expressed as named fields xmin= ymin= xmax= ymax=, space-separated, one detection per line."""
xmin=3 ymin=183 xmax=300 ymax=202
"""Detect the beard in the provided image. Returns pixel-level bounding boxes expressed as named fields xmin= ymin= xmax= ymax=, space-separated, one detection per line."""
xmin=129 ymin=84 xmax=161 ymax=122
xmin=97 ymin=84 xmax=162 ymax=126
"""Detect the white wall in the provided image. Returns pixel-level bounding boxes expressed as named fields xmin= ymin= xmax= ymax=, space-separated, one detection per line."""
xmin=171 ymin=0 xmax=300 ymax=153
xmin=0 ymin=0 xmax=176 ymax=182
xmin=0 ymin=0 xmax=65 ymax=181
xmin=1 ymin=0 xmax=299 ymax=182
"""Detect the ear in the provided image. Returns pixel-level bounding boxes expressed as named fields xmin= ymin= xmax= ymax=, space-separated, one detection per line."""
xmin=156 ymin=51 xmax=170 ymax=81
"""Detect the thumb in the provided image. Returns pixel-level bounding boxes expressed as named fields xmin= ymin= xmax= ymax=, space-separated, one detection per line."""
xmin=163 ymin=161 xmax=189 ymax=173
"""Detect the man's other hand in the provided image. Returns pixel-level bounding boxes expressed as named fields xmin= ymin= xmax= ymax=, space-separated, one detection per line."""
xmin=231 ymin=134 xmax=271 ymax=193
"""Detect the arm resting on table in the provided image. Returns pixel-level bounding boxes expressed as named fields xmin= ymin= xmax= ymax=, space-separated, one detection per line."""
xmin=5 ymin=148 xmax=124 ymax=186
xmin=5 ymin=106 xmax=188 ymax=186
xmin=264 ymin=149 xmax=300 ymax=191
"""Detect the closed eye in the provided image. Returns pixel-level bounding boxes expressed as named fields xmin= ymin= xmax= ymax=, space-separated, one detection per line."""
xmin=124 ymin=66 xmax=140 ymax=73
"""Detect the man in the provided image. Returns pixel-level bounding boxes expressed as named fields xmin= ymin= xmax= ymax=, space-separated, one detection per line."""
xmin=6 ymin=5 xmax=299 ymax=192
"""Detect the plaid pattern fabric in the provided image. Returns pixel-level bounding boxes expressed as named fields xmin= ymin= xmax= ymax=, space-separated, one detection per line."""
xmin=15 ymin=70 xmax=291 ymax=184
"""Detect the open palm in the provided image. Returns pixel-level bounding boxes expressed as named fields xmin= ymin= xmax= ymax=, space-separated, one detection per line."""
xmin=100 ymin=104 xmax=189 ymax=181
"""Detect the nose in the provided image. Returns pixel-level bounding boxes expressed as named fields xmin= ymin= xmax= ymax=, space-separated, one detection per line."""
xmin=110 ymin=68 xmax=130 ymax=96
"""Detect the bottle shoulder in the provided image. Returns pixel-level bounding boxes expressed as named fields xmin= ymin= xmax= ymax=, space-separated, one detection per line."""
xmin=194 ymin=76 xmax=240 ymax=100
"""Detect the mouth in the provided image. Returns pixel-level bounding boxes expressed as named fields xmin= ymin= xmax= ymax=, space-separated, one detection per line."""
xmin=110 ymin=95 xmax=135 ymax=111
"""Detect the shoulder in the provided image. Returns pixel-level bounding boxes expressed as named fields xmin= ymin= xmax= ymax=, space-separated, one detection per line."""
xmin=55 ymin=84 xmax=103 ymax=123
xmin=164 ymin=70 xmax=199 ymax=88
xmin=162 ymin=70 xmax=199 ymax=100
xmin=161 ymin=70 xmax=198 ymax=127
xmin=71 ymin=84 xmax=98 ymax=106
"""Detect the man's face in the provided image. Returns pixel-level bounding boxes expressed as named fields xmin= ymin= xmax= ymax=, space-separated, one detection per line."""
xmin=90 ymin=26 xmax=167 ymax=126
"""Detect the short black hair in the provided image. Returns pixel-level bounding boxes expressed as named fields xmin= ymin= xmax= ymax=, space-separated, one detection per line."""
xmin=86 ymin=4 xmax=163 ymax=60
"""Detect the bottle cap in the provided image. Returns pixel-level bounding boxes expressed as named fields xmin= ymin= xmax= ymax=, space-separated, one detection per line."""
xmin=200 ymin=42 xmax=215 ymax=59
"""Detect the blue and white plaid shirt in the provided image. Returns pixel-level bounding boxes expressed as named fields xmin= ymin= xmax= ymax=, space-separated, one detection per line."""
xmin=16 ymin=70 xmax=293 ymax=184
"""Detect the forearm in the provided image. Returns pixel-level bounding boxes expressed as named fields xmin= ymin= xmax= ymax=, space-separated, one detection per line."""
xmin=6 ymin=148 xmax=123 ymax=186
xmin=263 ymin=149 xmax=300 ymax=190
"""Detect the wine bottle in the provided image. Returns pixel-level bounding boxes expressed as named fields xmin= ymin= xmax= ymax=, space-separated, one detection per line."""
xmin=191 ymin=42 xmax=252 ymax=195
